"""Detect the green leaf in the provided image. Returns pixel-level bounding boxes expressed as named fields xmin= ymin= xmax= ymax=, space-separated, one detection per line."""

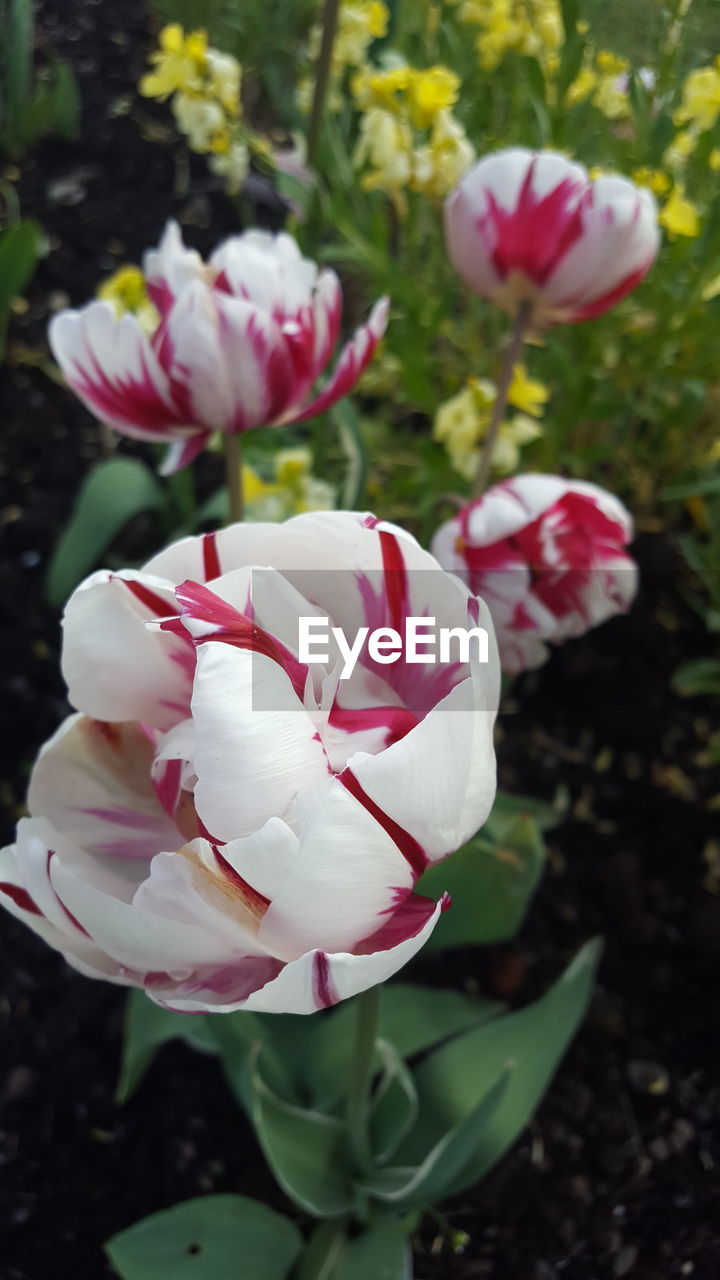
xmin=209 ymin=1010 xmax=292 ymax=1114
xmin=250 ymin=1050 xmax=355 ymax=1217
xmin=0 ymin=219 xmax=44 ymax=303
xmin=369 ymin=1040 xmax=419 ymax=1166
xmin=305 ymin=983 xmax=503 ymax=1107
xmin=661 ymin=472 xmax=720 ymax=500
xmin=50 ymin=60 xmax=81 ymax=139
xmin=333 ymin=400 xmax=369 ymax=509
xmin=332 ymin=1220 xmax=412 ymax=1279
xmin=359 ymin=1070 xmax=510 ymax=1208
xmin=419 ymin=814 xmax=545 ymax=951
xmin=672 ymin=658 xmax=720 ymax=697
xmin=105 ymin=1194 xmax=303 ymax=1280
xmin=116 ymin=990 xmax=216 ymax=1104
xmin=394 ymin=941 xmax=600 ymax=1198
xmin=485 ymin=789 xmax=559 ymax=836
xmin=45 ymin=458 xmax=165 ymax=606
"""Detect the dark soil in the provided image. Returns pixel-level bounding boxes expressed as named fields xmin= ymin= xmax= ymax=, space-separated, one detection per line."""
xmin=1 ymin=3 xmax=719 ymax=1278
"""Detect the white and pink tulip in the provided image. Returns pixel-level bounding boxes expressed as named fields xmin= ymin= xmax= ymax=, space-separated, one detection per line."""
xmin=0 ymin=512 xmax=500 ymax=1013
xmin=432 ymin=475 xmax=637 ymax=673
xmin=444 ymin=148 xmax=659 ymax=327
xmin=49 ymin=223 xmax=389 ymax=474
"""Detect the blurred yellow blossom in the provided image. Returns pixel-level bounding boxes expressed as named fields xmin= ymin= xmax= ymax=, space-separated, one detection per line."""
xmin=659 ymin=186 xmax=701 ymax=238
xmin=664 ymin=128 xmax=698 ymax=170
xmin=139 ymin=24 xmax=208 ymax=100
xmin=434 ymin=370 xmax=546 ymax=479
xmin=353 ymin=62 xmax=473 ymax=211
xmin=675 ymin=60 xmax=720 ymax=133
xmin=140 ymin=25 xmax=252 ymax=193
xmin=298 ymin=0 xmax=389 ymax=113
xmin=632 ymin=167 xmax=672 ymax=196
xmin=507 ymin=364 xmax=550 ymax=417
xmin=709 ymin=149 xmax=720 ymax=172
xmin=595 ymin=50 xmax=628 ymax=77
xmin=448 ymin=0 xmax=564 ymax=73
xmin=566 ymin=66 xmax=597 ymax=107
xmin=242 ymin=449 xmax=336 ymax=520
xmin=97 ymin=265 xmax=159 ymax=335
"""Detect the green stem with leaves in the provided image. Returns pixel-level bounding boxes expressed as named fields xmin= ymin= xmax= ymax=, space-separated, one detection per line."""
xmin=224 ymin=433 xmax=244 ymax=524
xmin=472 ymin=299 xmax=532 ymax=499
xmin=346 ymin=985 xmax=380 ymax=1173
xmin=306 ymin=0 xmax=341 ymax=169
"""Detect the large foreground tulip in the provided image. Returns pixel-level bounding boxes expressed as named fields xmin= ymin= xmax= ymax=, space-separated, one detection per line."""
xmin=49 ymin=224 xmax=389 ymax=474
xmin=432 ymin=475 xmax=637 ymax=673
xmin=445 ymin=148 xmax=659 ymax=327
xmin=0 ymin=513 xmax=499 ymax=1013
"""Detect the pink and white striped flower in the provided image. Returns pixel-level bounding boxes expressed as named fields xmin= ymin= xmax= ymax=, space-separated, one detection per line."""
xmin=444 ymin=148 xmax=659 ymax=327
xmin=432 ymin=475 xmax=637 ymax=674
xmin=49 ymin=223 xmax=389 ymax=474
xmin=0 ymin=512 xmax=499 ymax=1013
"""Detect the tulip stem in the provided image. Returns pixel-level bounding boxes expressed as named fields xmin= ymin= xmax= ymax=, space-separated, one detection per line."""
xmin=347 ymin=984 xmax=380 ymax=1173
xmin=472 ymin=299 xmax=532 ymax=500
xmin=224 ymin=434 xmax=244 ymax=524
xmin=306 ymin=0 xmax=341 ymax=168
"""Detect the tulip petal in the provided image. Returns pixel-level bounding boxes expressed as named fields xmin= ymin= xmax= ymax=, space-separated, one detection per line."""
xmin=191 ymin=643 xmax=329 ymax=842
xmin=155 ymin=894 xmax=444 ymax=1013
xmin=49 ymin=302 xmax=187 ymax=439
xmin=62 ymin=569 xmax=193 ymax=730
xmin=257 ymin=776 xmax=417 ymax=959
xmin=28 ymin=714 xmax=182 ymax=864
xmin=282 ymin=297 xmax=389 ymax=424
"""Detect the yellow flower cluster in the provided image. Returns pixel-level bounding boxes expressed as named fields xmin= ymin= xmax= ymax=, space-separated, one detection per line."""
xmin=140 ymin=24 xmax=248 ymax=193
xmin=663 ymin=58 xmax=720 ymax=175
xmin=97 ymin=265 xmax=159 ymax=335
xmin=242 ymin=449 xmax=336 ymax=520
xmin=675 ymin=58 xmax=720 ymax=133
xmin=448 ymin=0 xmax=564 ymax=74
xmin=434 ymin=365 xmax=548 ymax=480
xmin=352 ymin=64 xmax=474 ymax=214
xmin=565 ymin=49 xmax=632 ymax=119
xmin=298 ymin=1 xmax=389 ymax=113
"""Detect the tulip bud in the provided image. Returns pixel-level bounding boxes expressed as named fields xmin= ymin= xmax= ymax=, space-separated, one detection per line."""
xmin=432 ymin=475 xmax=638 ymax=673
xmin=444 ymin=148 xmax=659 ymax=327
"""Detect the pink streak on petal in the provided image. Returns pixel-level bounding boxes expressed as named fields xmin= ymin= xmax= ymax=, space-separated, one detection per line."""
xmin=313 ymin=951 xmax=340 ymax=1009
xmin=339 ymin=767 xmax=429 ymax=880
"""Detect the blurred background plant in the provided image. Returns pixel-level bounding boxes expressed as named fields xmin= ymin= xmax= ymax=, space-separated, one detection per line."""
xmin=0 ymin=0 xmax=80 ymax=159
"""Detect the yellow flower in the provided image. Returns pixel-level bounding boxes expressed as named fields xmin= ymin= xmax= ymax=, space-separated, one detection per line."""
xmin=205 ymin=50 xmax=242 ymax=115
xmin=434 ymin=376 xmax=543 ymax=479
xmin=97 ymin=265 xmax=159 ymax=335
xmin=675 ymin=61 xmax=720 ymax=133
xmin=352 ymin=65 xmax=412 ymax=113
xmin=632 ymin=167 xmax=671 ymax=196
xmin=663 ymin=128 xmax=698 ymax=171
xmin=172 ymin=92 xmax=230 ymax=153
xmin=354 ymin=107 xmax=414 ymax=215
xmin=709 ymin=149 xmax=720 ymax=172
xmin=508 ymin=363 xmax=550 ymax=417
xmin=659 ymin=186 xmax=701 ymax=238
xmin=139 ymin=23 xmax=208 ymax=100
xmin=406 ymin=66 xmax=461 ymax=129
xmin=411 ymin=108 xmax=475 ymax=198
xmin=595 ymin=50 xmax=628 ymax=77
xmin=335 ymin=0 xmax=389 ymax=68
xmin=566 ymin=66 xmax=597 ymax=107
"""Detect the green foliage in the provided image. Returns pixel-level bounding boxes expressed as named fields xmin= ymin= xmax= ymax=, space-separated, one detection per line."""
xmin=419 ymin=791 xmax=550 ymax=951
xmin=117 ymin=990 xmax=216 ymax=1103
xmin=45 ymin=458 xmax=167 ymax=607
xmin=0 ymin=215 xmax=44 ymax=357
xmin=105 ymin=1195 xmax=303 ymax=1280
xmin=0 ymin=0 xmax=80 ymax=158
xmin=199 ymin=945 xmax=598 ymax=1222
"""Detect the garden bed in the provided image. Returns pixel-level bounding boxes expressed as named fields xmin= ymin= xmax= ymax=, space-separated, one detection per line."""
xmin=1 ymin=1 xmax=719 ymax=1278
